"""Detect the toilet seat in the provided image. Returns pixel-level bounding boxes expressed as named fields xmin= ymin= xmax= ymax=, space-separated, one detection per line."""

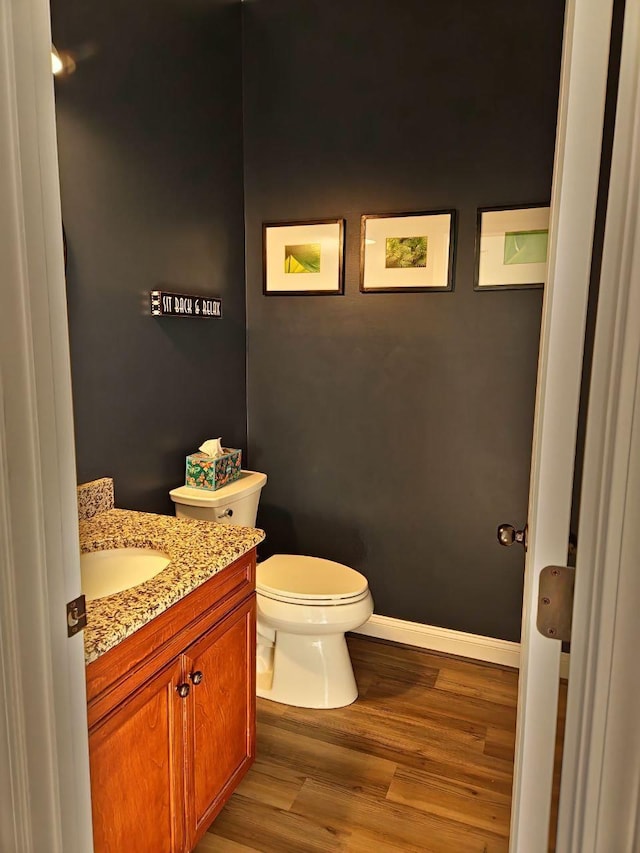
xmin=257 ymin=554 xmax=369 ymax=606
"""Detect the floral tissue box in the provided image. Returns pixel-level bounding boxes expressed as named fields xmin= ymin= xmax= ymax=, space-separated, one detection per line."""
xmin=185 ymin=448 xmax=242 ymax=491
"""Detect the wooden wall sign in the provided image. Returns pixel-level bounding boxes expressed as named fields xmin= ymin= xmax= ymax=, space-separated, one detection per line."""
xmin=150 ymin=291 xmax=222 ymax=318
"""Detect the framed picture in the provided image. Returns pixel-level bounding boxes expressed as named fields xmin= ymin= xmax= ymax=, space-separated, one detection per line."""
xmin=263 ymin=219 xmax=344 ymax=295
xmin=475 ymin=204 xmax=550 ymax=290
xmin=360 ymin=210 xmax=456 ymax=293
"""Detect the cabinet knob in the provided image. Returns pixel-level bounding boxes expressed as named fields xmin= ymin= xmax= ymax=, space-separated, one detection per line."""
xmin=176 ymin=683 xmax=190 ymax=699
xmin=190 ymin=671 xmax=204 ymax=686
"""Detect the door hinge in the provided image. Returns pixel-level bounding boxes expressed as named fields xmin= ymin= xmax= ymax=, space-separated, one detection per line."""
xmin=67 ymin=594 xmax=87 ymax=637
xmin=537 ymin=565 xmax=575 ymax=642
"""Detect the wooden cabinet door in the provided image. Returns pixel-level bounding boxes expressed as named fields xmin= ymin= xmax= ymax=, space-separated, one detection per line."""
xmin=184 ymin=596 xmax=256 ymax=849
xmin=89 ymin=659 xmax=186 ymax=853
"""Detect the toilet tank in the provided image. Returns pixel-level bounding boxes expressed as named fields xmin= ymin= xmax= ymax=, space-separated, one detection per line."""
xmin=169 ymin=471 xmax=267 ymax=528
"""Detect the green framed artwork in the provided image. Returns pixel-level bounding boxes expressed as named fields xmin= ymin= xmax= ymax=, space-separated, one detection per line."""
xmin=360 ymin=210 xmax=456 ymax=292
xmin=475 ymin=205 xmax=550 ymax=290
xmin=263 ymin=219 xmax=345 ymax=295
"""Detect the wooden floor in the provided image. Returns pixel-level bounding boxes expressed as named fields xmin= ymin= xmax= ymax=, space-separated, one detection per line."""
xmin=195 ymin=636 xmax=566 ymax=853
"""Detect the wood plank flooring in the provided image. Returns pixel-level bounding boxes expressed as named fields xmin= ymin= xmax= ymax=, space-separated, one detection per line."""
xmin=195 ymin=636 xmax=566 ymax=853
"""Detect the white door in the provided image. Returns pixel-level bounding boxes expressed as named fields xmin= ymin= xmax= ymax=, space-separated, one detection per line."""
xmin=510 ymin=0 xmax=628 ymax=850
xmin=0 ymin=0 xmax=634 ymax=851
xmin=556 ymin=0 xmax=640 ymax=846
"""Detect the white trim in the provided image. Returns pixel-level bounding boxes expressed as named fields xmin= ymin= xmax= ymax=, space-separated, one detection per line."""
xmin=352 ymin=614 xmax=570 ymax=678
xmin=0 ymin=0 xmax=93 ymax=850
xmin=0 ymin=2 xmax=43 ymax=848
xmin=354 ymin=615 xmax=520 ymax=667
xmin=0 ymin=384 xmax=33 ymax=853
xmin=510 ymin=0 xmax=614 ymax=849
xmin=557 ymin=0 xmax=640 ymax=847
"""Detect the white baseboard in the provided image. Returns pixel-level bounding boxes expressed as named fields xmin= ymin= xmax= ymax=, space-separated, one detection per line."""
xmin=352 ymin=614 xmax=570 ymax=680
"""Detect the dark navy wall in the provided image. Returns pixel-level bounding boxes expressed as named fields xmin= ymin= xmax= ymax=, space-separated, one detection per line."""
xmin=52 ymin=0 xmax=246 ymax=513
xmin=242 ymin=0 xmax=565 ymax=641
xmin=53 ymin=0 xmax=567 ymax=641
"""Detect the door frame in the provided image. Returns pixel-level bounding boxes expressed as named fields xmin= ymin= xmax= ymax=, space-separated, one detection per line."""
xmin=508 ymin=0 xmax=615 ymax=848
xmin=0 ymin=0 xmax=93 ymax=851
xmin=557 ymin=0 xmax=640 ymax=847
xmin=0 ymin=1 xmax=637 ymax=852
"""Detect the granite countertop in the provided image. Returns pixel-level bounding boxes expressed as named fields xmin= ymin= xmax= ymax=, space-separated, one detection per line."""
xmin=80 ymin=508 xmax=264 ymax=664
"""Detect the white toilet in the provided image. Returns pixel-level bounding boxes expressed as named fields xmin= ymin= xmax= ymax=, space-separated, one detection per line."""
xmin=169 ymin=471 xmax=373 ymax=709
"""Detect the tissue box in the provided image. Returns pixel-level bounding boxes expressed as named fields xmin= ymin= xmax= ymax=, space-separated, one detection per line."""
xmin=185 ymin=448 xmax=242 ymax=491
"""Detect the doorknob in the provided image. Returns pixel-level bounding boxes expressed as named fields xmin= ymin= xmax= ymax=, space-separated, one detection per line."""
xmin=497 ymin=523 xmax=528 ymax=550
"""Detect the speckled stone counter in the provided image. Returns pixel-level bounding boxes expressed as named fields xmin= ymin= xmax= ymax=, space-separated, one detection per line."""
xmin=77 ymin=477 xmax=114 ymax=520
xmin=80 ymin=508 xmax=264 ymax=665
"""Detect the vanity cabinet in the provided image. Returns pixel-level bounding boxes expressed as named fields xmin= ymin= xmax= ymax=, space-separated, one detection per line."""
xmin=184 ymin=599 xmax=255 ymax=844
xmin=85 ymin=550 xmax=256 ymax=853
xmin=89 ymin=659 xmax=185 ymax=853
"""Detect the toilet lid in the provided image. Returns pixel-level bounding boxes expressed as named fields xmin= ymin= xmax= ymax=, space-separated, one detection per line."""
xmin=257 ymin=554 xmax=369 ymax=603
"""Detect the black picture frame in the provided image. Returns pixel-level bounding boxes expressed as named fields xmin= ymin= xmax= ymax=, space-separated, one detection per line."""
xmin=263 ymin=218 xmax=345 ymax=296
xmin=360 ymin=209 xmax=456 ymax=293
xmin=474 ymin=203 xmax=550 ymax=291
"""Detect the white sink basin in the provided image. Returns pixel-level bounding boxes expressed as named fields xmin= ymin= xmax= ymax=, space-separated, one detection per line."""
xmin=81 ymin=547 xmax=171 ymax=602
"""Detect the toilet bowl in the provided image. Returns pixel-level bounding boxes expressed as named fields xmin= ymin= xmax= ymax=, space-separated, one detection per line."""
xmin=256 ymin=554 xmax=373 ymax=708
xmin=169 ymin=471 xmax=374 ymax=708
